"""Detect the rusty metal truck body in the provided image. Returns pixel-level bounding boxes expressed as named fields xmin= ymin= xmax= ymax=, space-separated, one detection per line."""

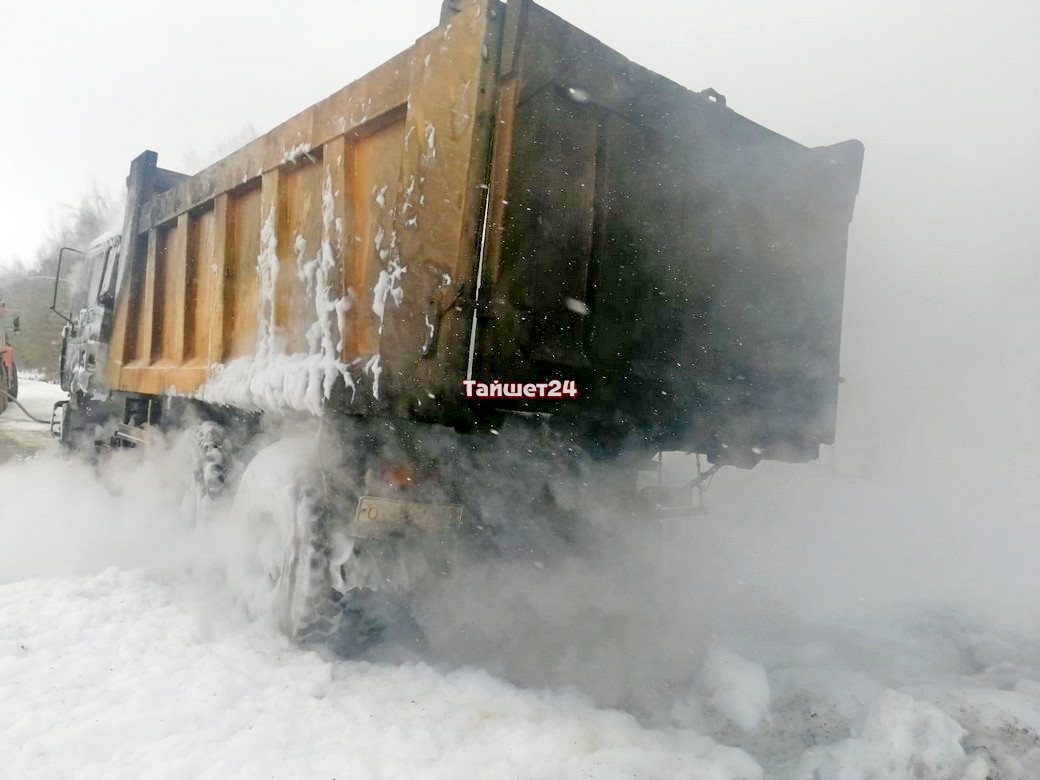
xmin=55 ymin=0 xmax=863 ymax=641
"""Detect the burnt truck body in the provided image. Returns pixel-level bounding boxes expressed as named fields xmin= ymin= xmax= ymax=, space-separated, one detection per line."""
xmin=55 ymin=0 xmax=862 ymax=639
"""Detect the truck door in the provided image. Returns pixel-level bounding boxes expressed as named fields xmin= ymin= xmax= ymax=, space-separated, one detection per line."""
xmin=62 ymin=238 xmax=120 ymax=395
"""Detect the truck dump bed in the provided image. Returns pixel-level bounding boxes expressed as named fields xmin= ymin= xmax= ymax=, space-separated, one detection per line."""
xmin=105 ymin=0 xmax=863 ymax=464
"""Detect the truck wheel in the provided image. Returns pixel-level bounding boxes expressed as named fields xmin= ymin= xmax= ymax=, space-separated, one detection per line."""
xmin=228 ymin=437 xmax=341 ymax=643
xmin=228 ymin=436 xmax=427 ymax=655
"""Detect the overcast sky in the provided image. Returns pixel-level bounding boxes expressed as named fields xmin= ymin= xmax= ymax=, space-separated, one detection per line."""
xmin=2 ymin=0 xmax=1038 ymax=454
xmin=2 ymin=0 xmax=1033 ymax=263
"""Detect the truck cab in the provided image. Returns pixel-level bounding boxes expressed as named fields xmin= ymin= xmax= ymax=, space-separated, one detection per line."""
xmin=58 ymin=233 xmax=121 ymax=397
xmin=52 ymin=233 xmax=122 ymax=442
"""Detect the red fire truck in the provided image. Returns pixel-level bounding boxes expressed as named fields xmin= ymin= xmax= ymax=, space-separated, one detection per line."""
xmin=0 ymin=302 xmax=20 ymax=414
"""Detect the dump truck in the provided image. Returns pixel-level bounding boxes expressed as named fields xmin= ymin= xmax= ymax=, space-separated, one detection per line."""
xmin=53 ymin=0 xmax=864 ymax=645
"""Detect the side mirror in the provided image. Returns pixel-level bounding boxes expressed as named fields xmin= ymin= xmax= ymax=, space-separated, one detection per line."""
xmin=12 ymin=316 xmax=20 ymax=336
xmin=51 ymin=246 xmax=85 ymax=325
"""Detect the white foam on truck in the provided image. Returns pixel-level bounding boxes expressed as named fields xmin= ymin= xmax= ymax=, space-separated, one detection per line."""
xmin=197 ymin=176 xmax=360 ymax=414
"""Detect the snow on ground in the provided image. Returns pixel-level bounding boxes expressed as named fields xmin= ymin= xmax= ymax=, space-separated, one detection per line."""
xmin=1 ymin=413 xmax=1039 ymax=779
xmin=1 ymin=568 xmax=762 ymax=780
xmin=0 ymin=379 xmax=65 ymax=464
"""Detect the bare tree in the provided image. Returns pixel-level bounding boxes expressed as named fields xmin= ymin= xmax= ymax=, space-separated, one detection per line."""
xmin=33 ymin=183 xmax=123 ymax=275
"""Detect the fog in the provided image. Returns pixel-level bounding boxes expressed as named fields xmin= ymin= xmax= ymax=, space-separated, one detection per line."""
xmin=1 ymin=1 xmax=1039 ymax=775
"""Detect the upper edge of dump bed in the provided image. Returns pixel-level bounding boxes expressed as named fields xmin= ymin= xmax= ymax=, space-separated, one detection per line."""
xmin=518 ymin=0 xmax=864 ymax=222
xmin=518 ymin=3 xmax=803 ymax=142
xmin=140 ymin=0 xmax=859 ymax=235
xmin=138 ymin=44 xmax=421 ymax=234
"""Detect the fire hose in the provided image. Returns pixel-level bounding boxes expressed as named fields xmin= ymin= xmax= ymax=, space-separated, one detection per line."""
xmin=0 ymin=388 xmax=52 ymax=425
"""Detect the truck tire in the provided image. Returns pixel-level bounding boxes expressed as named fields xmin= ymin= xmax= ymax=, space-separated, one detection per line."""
xmin=0 ymin=367 xmax=8 ymax=414
xmin=228 ymin=437 xmax=341 ymax=643
xmin=228 ymin=435 xmax=425 ymax=654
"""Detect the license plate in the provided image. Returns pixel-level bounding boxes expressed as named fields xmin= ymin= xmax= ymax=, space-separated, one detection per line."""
xmin=353 ymin=496 xmax=463 ymax=537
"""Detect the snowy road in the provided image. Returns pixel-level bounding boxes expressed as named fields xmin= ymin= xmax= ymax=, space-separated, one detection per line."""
xmin=0 ymin=379 xmax=64 ymax=464
xmin=1 ymin=381 xmax=1039 ymax=778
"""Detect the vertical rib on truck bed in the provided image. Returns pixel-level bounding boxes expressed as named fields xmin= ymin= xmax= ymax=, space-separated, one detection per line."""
xmin=106 ymin=0 xmax=501 ymax=414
